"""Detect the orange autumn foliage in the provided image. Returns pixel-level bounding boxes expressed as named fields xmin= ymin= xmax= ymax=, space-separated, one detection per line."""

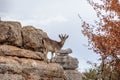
xmin=81 ymin=0 xmax=120 ymax=71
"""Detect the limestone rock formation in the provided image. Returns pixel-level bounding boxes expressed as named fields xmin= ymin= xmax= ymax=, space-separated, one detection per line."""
xmin=0 ymin=21 xmax=22 ymax=47
xmin=54 ymin=48 xmax=82 ymax=80
xmin=57 ymin=48 xmax=72 ymax=56
xmin=54 ymin=56 xmax=79 ymax=70
xmin=0 ymin=44 xmax=66 ymax=80
xmin=0 ymin=21 xmax=82 ymax=80
xmin=55 ymin=48 xmax=79 ymax=70
xmin=65 ymin=70 xmax=82 ymax=80
xmin=0 ymin=45 xmax=45 ymax=60
xmin=0 ymin=56 xmax=66 ymax=80
xmin=22 ymin=26 xmax=48 ymax=52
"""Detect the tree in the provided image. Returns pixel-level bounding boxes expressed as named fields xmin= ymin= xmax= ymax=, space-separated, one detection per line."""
xmin=83 ymin=61 xmax=119 ymax=80
xmin=80 ymin=0 xmax=120 ymax=79
xmin=83 ymin=68 xmax=98 ymax=80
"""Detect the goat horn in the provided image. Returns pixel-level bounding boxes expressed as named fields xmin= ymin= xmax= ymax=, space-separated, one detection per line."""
xmin=65 ymin=34 xmax=66 ymax=37
xmin=65 ymin=34 xmax=67 ymax=37
xmin=61 ymin=34 xmax=63 ymax=38
xmin=59 ymin=34 xmax=62 ymax=39
xmin=59 ymin=34 xmax=61 ymax=38
xmin=67 ymin=35 xmax=69 ymax=38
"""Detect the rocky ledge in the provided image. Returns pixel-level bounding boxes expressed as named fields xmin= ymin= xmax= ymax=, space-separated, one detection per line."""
xmin=0 ymin=45 xmax=66 ymax=80
xmin=0 ymin=21 xmax=82 ymax=80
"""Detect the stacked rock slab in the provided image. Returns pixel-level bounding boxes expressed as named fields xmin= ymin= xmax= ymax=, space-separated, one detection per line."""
xmin=54 ymin=48 xmax=82 ymax=80
xmin=0 ymin=21 xmax=66 ymax=80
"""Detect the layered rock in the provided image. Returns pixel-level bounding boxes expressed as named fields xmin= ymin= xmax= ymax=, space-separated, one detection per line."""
xmin=0 ymin=56 xmax=66 ymax=80
xmin=0 ymin=45 xmax=45 ymax=60
xmin=0 ymin=21 xmax=67 ymax=80
xmin=54 ymin=48 xmax=79 ymax=70
xmin=0 ymin=21 xmax=82 ymax=80
xmin=54 ymin=48 xmax=82 ymax=80
xmin=54 ymin=56 xmax=79 ymax=70
xmin=0 ymin=45 xmax=66 ymax=80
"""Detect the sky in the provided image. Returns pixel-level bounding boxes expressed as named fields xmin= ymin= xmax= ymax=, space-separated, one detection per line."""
xmin=0 ymin=0 xmax=100 ymax=72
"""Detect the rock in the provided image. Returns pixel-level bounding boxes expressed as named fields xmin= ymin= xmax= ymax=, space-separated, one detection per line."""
xmin=65 ymin=70 xmax=82 ymax=80
xmin=0 ymin=45 xmax=45 ymax=61
xmin=0 ymin=21 xmax=22 ymax=47
xmin=22 ymin=26 xmax=48 ymax=52
xmin=57 ymin=48 xmax=72 ymax=56
xmin=53 ymin=48 xmax=82 ymax=80
xmin=0 ymin=21 xmax=82 ymax=80
xmin=54 ymin=55 xmax=79 ymax=70
xmin=0 ymin=56 xmax=66 ymax=80
xmin=0 ymin=74 xmax=25 ymax=80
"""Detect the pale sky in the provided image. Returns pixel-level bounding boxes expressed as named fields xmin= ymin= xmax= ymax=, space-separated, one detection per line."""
xmin=0 ymin=0 xmax=100 ymax=72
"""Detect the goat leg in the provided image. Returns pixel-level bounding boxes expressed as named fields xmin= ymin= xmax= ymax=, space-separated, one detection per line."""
xmin=50 ymin=52 xmax=54 ymax=62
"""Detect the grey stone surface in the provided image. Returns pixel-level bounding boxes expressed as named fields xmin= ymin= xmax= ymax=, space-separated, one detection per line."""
xmin=54 ymin=55 xmax=79 ymax=70
xmin=65 ymin=70 xmax=82 ymax=80
xmin=53 ymin=48 xmax=82 ymax=80
xmin=57 ymin=48 xmax=72 ymax=56
xmin=0 ymin=45 xmax=45 ymax=61
xmin=0 ymin=21 xmax=22 ymax=47
xmin=22 ymin=26 xmax=48 ymax=52
xmin=0 ymin=56 xmax=66 ymax=80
